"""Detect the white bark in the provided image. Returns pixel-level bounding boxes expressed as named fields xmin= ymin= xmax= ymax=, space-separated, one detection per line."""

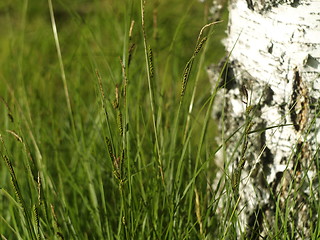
xmin=209 ymin=0 xmax=320 ymax=238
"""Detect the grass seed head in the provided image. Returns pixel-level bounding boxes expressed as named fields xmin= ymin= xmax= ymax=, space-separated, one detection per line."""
xmin=33 ymin=205 xmax=40 ymax=229
xmin=194 ymin=37 xmax=207 ymax=56
xmin=128 ymin=43 xmax=136 ymax=67
xmin=117 ymin=110 xmax=123 ymax=136
xmin=148 ymin=45 xmax=154 ymax=79
xmin=105 ymin=137 xmax=114 ymax=160
xmin=181 ymin=59 xmax=194 ymax=97
xmin=113 ymin=85 xmax=120 ymax=109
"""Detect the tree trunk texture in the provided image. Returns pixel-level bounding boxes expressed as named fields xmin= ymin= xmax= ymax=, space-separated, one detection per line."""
xmin=209 ymin=0 xmax=320 ymax=238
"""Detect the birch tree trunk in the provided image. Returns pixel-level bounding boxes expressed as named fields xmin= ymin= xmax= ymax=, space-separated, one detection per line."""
xmin=209 ymin=0 xmax=320 ymax=238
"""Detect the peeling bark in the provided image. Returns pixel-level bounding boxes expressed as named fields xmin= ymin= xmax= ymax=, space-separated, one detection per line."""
xmin=209 ymin=0 xmax=320 ymax=238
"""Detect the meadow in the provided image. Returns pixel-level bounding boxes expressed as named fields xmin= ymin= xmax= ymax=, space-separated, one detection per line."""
xmin=0 ymin=0 xmax=232 ymax=239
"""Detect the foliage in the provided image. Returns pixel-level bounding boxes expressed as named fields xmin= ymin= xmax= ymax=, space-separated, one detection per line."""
xmin=2 ymin=0 xmax=318 ymax=239
xmin=0 ymin=0 xmax=228 ymax=239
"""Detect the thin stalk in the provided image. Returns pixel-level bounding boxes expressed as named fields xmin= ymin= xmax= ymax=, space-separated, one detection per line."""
xmin=48 ymin=0 xmax=78 ymax=146
xmin=140 ymin=0 xmax=164 ymax=183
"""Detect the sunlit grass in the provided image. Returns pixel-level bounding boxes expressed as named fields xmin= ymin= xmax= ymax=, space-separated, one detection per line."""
xmin=4 ymin=0 xmax=318 ymax=239
xmin=0 ymin=0 xmax=229 ymax=239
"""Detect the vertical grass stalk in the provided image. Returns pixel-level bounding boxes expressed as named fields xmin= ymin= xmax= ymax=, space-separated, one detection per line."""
xmin=140 ymin=0 xmax=164 ymax=183
xmin=48 ymin=0 xmax=78 ymax=146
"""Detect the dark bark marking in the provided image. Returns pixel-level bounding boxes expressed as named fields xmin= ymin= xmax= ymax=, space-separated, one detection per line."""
xmin=267 ymin=42 xmax=273 ymax=54
xmin=263 ymin=86 xmax=274 ymax=106
xmin=289 ymin=68 xmax=309 ymax=132
xmin=271 ymin=171 xmax=284 ymax=195
xmin=218 ymin=60 xmax=236 ymax=90
xmin=246 ymin=0 xmax=254 ymax=10
xmin=241 ymin=84 xmax=249 ymax=104
xmin=290 ymin=0 xmax=300 ymax=7
xmin=244 ymin=0 xmax=302 ymax=13
xmin=279 ymin=102 xmax=286 ymax=116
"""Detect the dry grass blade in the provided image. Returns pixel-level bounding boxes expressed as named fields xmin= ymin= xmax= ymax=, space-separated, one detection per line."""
xmin=129 ymin=20 xmax=135 ymax=40
xmin=37 ymin=172 xmax=41 ymax=205
xmin=6 ymin=130 xmax=23 ymax=143
xmin=119 ymin=57 xmax=128 ymax=100
xmin=195 ymin=188 xmax=203 ymax=235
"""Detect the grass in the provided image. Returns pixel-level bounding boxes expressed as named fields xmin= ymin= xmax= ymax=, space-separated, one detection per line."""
xmin=0 ymin=0 xmax=228 ymax=239
xmin=0 ymin=0 xmax=319 ymax=239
